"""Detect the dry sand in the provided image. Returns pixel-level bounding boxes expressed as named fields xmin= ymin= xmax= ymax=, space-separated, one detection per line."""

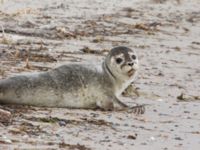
xmin=0 ymin=0 xmax=200 ymax=149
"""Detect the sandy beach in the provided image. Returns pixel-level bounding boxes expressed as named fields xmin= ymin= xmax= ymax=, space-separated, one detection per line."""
xmin=0 ymin=0 xmax=200 ymax=149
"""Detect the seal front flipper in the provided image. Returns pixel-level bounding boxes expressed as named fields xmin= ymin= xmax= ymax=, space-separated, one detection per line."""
xmin=113 ymin=96 xmax=145 ymax=114
xmin=128 ymin=104 xmax=145 ymax=115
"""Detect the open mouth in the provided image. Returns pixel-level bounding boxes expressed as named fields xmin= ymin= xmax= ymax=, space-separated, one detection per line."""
xmin=127 ymin=69 xmax=135 ymax=77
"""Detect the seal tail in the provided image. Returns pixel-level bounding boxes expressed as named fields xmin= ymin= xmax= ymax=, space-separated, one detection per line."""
xmin=0 ymin=78 xmax=12 ymax=103
xmin=0 ymin=81 xmax=6 ymax=103
xmin=0 ymin=76 xmax=29 ymax=104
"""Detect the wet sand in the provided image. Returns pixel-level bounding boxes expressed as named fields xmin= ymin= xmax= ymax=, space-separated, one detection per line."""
xmin=0 ymin=0 xmax=200 ymax=149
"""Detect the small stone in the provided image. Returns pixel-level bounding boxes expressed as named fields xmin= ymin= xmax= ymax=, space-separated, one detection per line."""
xmin=59 ymin=121 xmax=67 ymax=126
xmin=174 ymin=137 xmax=183 ymax=140
xmin=124 ymin=123 xmax=129 ymax=127
xmin=183 ymin=111 xmax=190 ymax=114
xmin=157 ymin=98 xmax=164 ymax=102
xmin=127 ymin=134 xmax=137 ymax=140
xmin=141 ymin=142 xmax=147 ymax=145
xmin=149 ymin=136 xmax=156 ymax=141
xmin=158 ymin=72 xmax=164 ymax=76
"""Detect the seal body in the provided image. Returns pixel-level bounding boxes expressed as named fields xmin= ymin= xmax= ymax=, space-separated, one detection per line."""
xmin=0 ymin=65 xmax=114 ymax=109
xmin=0 ymin=46 xmax=143 ymax=112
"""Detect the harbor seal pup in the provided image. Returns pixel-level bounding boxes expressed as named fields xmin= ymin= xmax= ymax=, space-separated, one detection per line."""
xmin=0 ymin=46 xmax=145 ymax=114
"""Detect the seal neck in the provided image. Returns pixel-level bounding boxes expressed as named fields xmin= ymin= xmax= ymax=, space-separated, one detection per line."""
xmin=102 ymin=60 xmax=133 ymax=96
xmin=102 ymin=61 xmax=123 ymax=95
xmin=102 ymin=61 xmax=116 ymax=82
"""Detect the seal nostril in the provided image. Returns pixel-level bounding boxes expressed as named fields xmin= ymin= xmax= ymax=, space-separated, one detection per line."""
xmin=128 ymin=62 xmax=134 ymax=66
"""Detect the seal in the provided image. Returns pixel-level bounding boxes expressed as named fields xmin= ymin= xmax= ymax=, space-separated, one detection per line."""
xmin=0 ymin=46 xmax=145 ymax=114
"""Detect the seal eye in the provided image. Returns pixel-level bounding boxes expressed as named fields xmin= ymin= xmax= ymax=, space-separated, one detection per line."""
xmin=131 ymin=55 xmax=136 ymax=60
xmin=115 ymin=58 xmax=123 ymax=64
